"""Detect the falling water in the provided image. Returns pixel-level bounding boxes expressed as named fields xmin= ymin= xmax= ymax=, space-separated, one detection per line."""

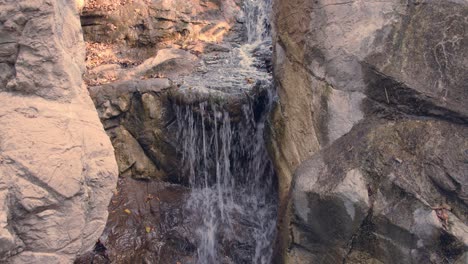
xmin=175 ymin=88 xmax=277 ymax=264
xmin=244 ymin=0 xmax=272 ymax=43
xmin=174 ymin=0 xmax=276 ymax=263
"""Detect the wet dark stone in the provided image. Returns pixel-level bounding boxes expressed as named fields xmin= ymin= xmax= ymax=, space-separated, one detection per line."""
xmin=75 ymin=178 xmax=196 ymax=264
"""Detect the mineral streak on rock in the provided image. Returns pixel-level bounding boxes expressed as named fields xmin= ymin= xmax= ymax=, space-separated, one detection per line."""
xmin=271 ymin=0 xmax=468 ymax=263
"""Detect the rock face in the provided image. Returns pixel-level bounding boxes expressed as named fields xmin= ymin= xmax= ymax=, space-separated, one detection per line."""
xmin=81 ymin=0 xmax=245 ymax=48
xmin=271 ymin=0 xmax=468 ymax=263
xmin=75 ymin=177 xmax=195 ymax=263
xmin=81 ymin=0 xmax=246 ymax=86
xmin=75 ymin=0 xmax=277 ymax=262
xmin=89 ymin=78 xmax=179 ymax=181
xmin=0 ymin=0 xmax=118 ymax=263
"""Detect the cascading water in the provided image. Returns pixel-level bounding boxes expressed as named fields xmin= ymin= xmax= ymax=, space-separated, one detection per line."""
xmin=175 ymin=91 xmax=277 ymax=263
xmin=73 ymin=0 xmax=278 ymax=263
xmin=174 ymin=0 xmax=273 ymax=96
xmin=173 ymin=1 xmax=277 ymax=263
xmin=244 ymin=0 xmax=272 ymax=43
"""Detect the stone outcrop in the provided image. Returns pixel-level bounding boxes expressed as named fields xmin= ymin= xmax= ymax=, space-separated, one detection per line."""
xmin=75 ymin=0 xmax=277 ymax=262
xmin=81 ymin=0 xmax=245 ymax=48
xmin=0 ymin=0 xmax=118 ymax=263
xmin=89 ymin=78 xmax=179 ymax=181
xmin=289 ymin=120 xmax=467 ymax=263
xmin=271 ymin=0 xmax=468 ymax=263
xmin=81 ymin=0 xmax=246 ymax=86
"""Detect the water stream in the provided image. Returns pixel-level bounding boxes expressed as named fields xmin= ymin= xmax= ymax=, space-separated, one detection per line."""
xmin=175 ymin=1 xmax=277 ymax=263
xmin=245 ymin=0 xmax=272 ymax=43
xmin=175 ymin=92 xmax=277 ymax=263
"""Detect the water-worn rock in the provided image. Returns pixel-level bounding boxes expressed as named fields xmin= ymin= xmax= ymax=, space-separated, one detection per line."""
xmin=0 ymin=0 xmax=118 ymax=262
xmin=271 ymin=0 xmax=468 ymax=263
xmin=89 ymin=79 xmax=179 ymax=181
xmin=88 ymin=76 xmax=272 ymax=183
xmin=74 ymin=177 xmax=196 ymax=264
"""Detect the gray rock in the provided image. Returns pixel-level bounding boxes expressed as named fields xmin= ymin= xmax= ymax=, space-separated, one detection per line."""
xmin=271 ymin=0 xmax=468 ymax=262
xmin=89 ymin=79 xmax=179 ymax=182
xmin=287 ymin=120 xmax=468 ymax=263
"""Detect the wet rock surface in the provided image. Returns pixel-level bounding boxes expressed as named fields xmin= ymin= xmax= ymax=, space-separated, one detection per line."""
xmin=271 ymin=0 xmax=468 ymax=263
xmin=174 ymin=41 xmax=272 ymax=96
xmin=77 ymin=0 xmax=277 ymax=263
xmin=75 ymin=177 xmax=195 ymax=264
xmin=89 ymin=78 xmax=179 ymax=181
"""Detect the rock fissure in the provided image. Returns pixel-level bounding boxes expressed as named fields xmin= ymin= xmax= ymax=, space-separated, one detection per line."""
xmin=341 ymin=207 xmax=374 ymax=264
xmin=363 ymin=64 xmax=468 ymax=125
xmin=3 ymin=158 xmax=68 ymax=200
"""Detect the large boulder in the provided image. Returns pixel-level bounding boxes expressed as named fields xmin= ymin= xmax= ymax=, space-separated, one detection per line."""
xmin=290 ymin=120 xmax=467 ymax=263
xmin=0 ymin=0 xmax=118 ymax=263
xmin=271 ymin=0 xmax=468 ymax=263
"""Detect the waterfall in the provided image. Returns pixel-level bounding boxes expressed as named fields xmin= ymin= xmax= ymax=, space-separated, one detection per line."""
xmin=174 ymin=88 xmax=277 ymax=264
xmin=173 ymin=1 xmax=276 ymax=263
xmin=244 ymin=0 xmax=272 ymax=43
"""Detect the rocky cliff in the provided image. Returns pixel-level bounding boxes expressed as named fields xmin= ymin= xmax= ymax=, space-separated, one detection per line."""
xmin=0 ymin=0 xmax=118 ymax=263
xmin=271 ymin=0 xmax=467 ymax=263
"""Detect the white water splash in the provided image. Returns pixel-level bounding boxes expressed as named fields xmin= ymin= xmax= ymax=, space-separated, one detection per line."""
xmin=245 ymin=0 xmax=272 ymax=43
xmin=174 ymin=1 xmax=276 ymax=261
xmin=175 ymin=88 xmax=277 ymax=264
xmin=175 ymin=0 xmax=273 ymax=96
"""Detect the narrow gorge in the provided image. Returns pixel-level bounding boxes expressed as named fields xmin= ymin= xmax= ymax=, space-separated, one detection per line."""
xmin=76 ymin=0 xmax=278 ymax=263
xmin=0 ymin=0 xmax=467 ymax=264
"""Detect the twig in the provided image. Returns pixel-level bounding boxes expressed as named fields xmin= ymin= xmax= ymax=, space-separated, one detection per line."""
xmin=384 ymin=87 xmax=390 ymax=104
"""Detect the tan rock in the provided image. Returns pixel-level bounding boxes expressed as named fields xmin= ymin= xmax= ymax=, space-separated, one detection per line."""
xmin=0 ymin=0 xmax=118 ymax=262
